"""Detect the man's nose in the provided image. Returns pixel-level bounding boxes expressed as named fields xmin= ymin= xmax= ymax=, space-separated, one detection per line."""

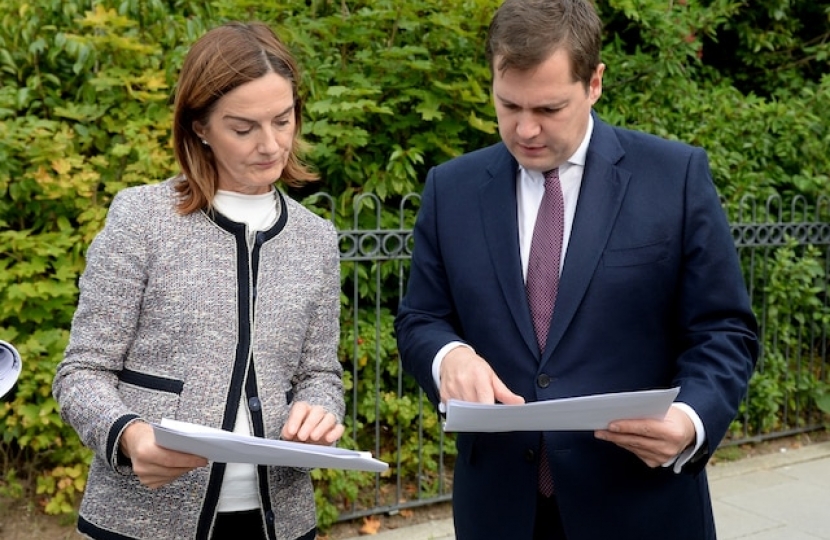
xmin=516 ymin=114 xmax=541 ymax=139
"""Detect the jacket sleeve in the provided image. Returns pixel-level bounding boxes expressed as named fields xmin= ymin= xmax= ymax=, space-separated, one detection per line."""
xmin=290 ymin=220 xmax=345 ymax=422
xmin=673 ymin=147 xmax=759 ymax=470
xmin=394 ymin=167 xmax=470 ymax=407
xmin=52 ymin=189 xmax=148 ymax=474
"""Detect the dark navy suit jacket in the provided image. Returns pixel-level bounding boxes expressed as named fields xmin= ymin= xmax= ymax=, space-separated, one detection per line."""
xmin=394 ymin=116 xmax=758 ymax=540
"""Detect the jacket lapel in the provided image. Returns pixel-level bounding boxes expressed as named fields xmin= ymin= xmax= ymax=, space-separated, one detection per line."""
xmin=542 ymin=119 xmax=630 ymax=363
xmin=479 ymin=146 xmax=540 ymax=357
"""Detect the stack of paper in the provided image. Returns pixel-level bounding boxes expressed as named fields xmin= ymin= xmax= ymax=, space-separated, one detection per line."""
xmin=0 ymin=340 xmax=22 ymax=398
xmin=152 ymin=418 xmax=388 ymax=473
xmin=443 ymin=387 xmax=680 ymax=432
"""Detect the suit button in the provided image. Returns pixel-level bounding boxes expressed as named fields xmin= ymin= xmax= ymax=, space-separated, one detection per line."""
xmin=264 ymin=510 xmax=275 ymax=524
xmin=537 ymin=374 xmax=551 ymax=388
xmin=525 ymin=449 xmax=536 ymax=462
xmin=248 ymin=396 xmax=262 ymax=412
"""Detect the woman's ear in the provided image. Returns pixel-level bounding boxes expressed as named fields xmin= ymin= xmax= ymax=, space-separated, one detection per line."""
xmin=192 ymin=120 xmax=206 ymax=140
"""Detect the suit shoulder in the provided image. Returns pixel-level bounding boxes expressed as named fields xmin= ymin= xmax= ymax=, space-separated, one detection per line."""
xmin=281 ymin=192 xmax=337 ymax=236
xmin=432 ymin=142 xmax=510 ymax=176
xmin=107 ymin=178 xmax=179 ymax=222
xmin=611 ymin=125 xmax=702 ymax=159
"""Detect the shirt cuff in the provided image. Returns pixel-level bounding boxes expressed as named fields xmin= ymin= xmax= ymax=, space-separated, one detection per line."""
xmin=662 ymin=402 xmax=705 ymax=473
xmin=432 ymin=342 xmax=474 ymax=414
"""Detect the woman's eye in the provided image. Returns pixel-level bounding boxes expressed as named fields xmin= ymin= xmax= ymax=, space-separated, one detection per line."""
xmin=234 ymin=129 xmax=252 ymax=136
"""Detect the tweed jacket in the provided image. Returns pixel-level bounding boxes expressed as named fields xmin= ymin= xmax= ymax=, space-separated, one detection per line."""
xmin=53 ymin=178 xmax=344 ymax=540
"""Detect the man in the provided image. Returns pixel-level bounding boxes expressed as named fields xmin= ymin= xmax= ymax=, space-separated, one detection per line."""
xmin=394 ymin=1 xmax=758 ymax=539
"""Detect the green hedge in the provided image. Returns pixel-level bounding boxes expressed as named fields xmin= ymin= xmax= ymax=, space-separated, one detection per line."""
xmin=1 ymin=0 xmax=828 ymax=529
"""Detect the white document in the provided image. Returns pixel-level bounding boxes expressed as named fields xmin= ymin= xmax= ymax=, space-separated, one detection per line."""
xmin=0 ymin=340 xmax=22 ymax=398
xmin=152 ymin=419 xmax=388 ymax=473
xmin=443 ymin=387 xmax=680 ymax=432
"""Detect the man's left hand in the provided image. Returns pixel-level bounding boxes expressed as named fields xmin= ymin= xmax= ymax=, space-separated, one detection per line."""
xmin=594 ymin=406 xmax=696 ymax=468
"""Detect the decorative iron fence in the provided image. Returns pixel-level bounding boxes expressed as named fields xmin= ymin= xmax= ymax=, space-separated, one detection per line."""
xmin=305 ymin=192 xmax=830 ymax=522
xmin=730 ymin=195 xmax=830 ymax=444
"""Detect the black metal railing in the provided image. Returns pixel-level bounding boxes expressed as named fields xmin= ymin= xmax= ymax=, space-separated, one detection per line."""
xmin=304 ymin=192 xmax=830 ymax=521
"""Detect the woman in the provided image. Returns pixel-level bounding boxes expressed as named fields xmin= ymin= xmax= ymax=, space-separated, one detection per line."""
xmin=53 ymin=22 xmax=344 ymax=540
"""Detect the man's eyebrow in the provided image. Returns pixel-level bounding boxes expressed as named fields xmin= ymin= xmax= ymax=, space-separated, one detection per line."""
xmin=495 ymin=94 xmax=566 ymax=109
xmin=493 ymin=92 xmax=513 ymax=105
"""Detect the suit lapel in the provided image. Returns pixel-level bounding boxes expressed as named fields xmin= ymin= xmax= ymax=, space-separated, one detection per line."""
xmin=479 ymin=146 xmax=540 ymax=357
xmin=543 ymin=120 xmax=630 ymax=363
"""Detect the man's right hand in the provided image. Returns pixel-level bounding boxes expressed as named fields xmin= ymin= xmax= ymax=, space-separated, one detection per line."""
xmin=120 ymin=421 xmax=208 ymax=489
xmin=439 ymin=346 xmax=525 ymax=407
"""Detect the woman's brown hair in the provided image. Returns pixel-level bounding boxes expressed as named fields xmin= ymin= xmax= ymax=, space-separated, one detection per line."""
xmin=172 ymin=22 xmax=317 ymax=214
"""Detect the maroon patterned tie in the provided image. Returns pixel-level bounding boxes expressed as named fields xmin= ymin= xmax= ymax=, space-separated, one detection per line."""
xmin=526 ymin=168 xmax=563 ymax=497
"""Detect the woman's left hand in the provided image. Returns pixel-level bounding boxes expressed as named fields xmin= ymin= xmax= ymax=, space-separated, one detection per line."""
xmin=281 ymin=401 xmax=344 ymax=445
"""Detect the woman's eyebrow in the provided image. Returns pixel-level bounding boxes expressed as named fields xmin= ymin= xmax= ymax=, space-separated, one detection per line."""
xmin=223 ymin=104 xmax=295 ymax=123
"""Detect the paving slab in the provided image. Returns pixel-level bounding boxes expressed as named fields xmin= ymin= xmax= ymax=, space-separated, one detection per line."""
xmin=338 ymin=442 xmax=830 ymax=540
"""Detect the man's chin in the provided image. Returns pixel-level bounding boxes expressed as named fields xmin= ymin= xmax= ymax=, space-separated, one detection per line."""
xmin=513 ymin=157 xmax=556 ymax=173
xmin=507 ymin=147 xmax=556 ymax=172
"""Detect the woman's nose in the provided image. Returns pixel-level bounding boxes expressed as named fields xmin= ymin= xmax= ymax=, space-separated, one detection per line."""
xmin=257 ymin=127 xmax=280 ymax=154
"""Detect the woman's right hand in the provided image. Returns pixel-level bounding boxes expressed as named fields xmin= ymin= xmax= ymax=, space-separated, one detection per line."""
xmin=120 ymin=421 xmax=208 ymax=489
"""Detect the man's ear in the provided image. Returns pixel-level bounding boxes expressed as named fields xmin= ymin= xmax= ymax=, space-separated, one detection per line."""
xmin=589 ymin=63 xmax=605 ymax=104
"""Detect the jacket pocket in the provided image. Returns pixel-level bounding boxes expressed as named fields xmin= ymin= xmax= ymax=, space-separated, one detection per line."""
xmin=118 ymin=369 xmax=184 ymax=394
xmin=117 ymin=369 xmax=183 ymax=421
xmin=603 ymin=239 xmax=668 ymax=267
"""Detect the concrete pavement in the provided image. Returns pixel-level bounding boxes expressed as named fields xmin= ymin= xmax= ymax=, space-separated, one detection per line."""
xmin=339 ymin=441 xmax=830 ymax=540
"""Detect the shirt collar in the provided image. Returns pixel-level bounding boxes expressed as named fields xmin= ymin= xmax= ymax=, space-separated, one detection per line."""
xmin=519 ymin=114 xmax=594 ymax=178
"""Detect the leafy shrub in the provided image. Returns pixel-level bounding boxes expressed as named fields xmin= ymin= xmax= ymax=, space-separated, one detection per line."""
xmin=1 ymin=0 xmax=828 ymax=531
xmin=735 ymin=239 xmax=830 ymax=435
